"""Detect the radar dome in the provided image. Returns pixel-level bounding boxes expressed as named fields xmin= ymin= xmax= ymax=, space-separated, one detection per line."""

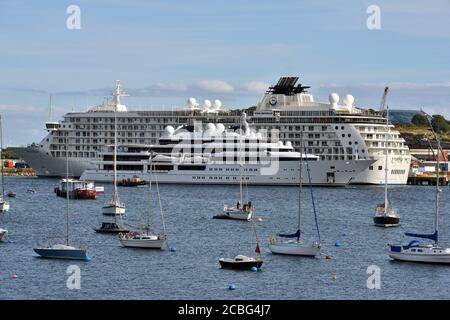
xmin=343 ymin=94 xmax=354 ymax=107
xmin=329 ymin=93 xmax=339 ymax=106
xmin=285 ymin=141 xmax=292 ymax=148
xmin=165 ymin=125 xmax=175 ymax=136
xmin=203 ymin=99 xmax=212 ymax=109
xmin=187 ymin=97 xmax=197 ymax=108
xmin=216 ymin=123 xmax=225 ymax=133
xmin=213 ymin=99 xmax=222 ymax=109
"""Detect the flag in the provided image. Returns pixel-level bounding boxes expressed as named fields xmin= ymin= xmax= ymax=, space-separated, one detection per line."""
xmin=255 ymin=244 xmax=261 ymax=254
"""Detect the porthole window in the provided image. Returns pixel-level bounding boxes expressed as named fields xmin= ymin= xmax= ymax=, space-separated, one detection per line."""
xmin=348 ymin=134 xmax=351 ymax=137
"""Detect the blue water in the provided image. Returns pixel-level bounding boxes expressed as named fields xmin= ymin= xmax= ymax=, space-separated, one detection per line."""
xmin=1 ymin=176 xmax=450 ymax=299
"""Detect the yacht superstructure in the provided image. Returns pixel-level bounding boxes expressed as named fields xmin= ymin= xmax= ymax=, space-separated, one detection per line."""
xmin=12 ymin=77 xmax=411 ymax=184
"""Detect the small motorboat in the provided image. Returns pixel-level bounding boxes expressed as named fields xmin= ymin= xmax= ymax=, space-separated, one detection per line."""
xmin=219 ymin=255 xmax=263 ymax=270
xmin=94 ymin=222 xmax=129 ymax=234
xmin=118 ymin=232 xmax=166 ymax=249
xmin=7 ymin=191 xmax=16 ymax=198
xmin=54 ymin=179 xmax=96 ymax=199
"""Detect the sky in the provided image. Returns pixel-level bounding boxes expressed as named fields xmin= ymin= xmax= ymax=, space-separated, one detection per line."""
xmin=0 ymin=0 xmax=449 ymax=145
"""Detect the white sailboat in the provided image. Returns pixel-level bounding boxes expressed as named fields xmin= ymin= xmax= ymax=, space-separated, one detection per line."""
xmin=33 ymin=140 xmax=90 ymax=261
xmin=214 ymin=113 xmax=252 ymax=221
xmin=0 ymin=115 xmax=10 ymax=213
xmin=119 ymin=155 xmax=167 ymax=249
xmin=388 ymin=112 xmax=450 ymax=264
xmin=102 ymin=92 xmax=125 ymax=216
xmin=373 ymin=103 xmax=400 ymax=227
xmin=269 ymin=132 xmax=321 ymax=257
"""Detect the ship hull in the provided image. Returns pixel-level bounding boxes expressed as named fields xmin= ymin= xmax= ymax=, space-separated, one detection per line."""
xmin=81 ymin=159 xmax=375 ymax=186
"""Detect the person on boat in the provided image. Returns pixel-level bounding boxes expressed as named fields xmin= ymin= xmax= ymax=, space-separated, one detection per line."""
xmin=248 ymin=201 xmax=252 ymax=209
xmin=236 ymin=201 xmax=241 ymax=209
xmin=243 ymin=204 xmax=247 ymax=212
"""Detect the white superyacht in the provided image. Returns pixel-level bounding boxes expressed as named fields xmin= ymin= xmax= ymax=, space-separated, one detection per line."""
xmin=12 ymin=77 xmax=411 ymax=184
xmin=80 ymin=113 xmax=373 ymax=186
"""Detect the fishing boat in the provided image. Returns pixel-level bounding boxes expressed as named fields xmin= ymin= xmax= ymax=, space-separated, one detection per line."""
xmin=268 ymin=132 xmax=321 ymax=257
xmin=388 ymin=113 xmax=450 ymax=264
xmin=213 ymin=113 xmax=253 ymax=221
xmin=119 ymin=156 xmax=167 ymax=249
xmin=54 ymin=179 xmax=96 ymax=199
xmin=0 ymin=116 xmax=9 ymax=213
xmin=102 ymin=107 xmax=125 ymax=216
xmin=0 ymin=227 xmax=8 ymax=242
xmin=373 ymin=89 xmax=400 ymax=227
xmin=33 ymin=143 xmax=90 ymax=261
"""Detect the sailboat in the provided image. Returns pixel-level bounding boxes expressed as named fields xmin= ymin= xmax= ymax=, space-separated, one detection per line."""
xmin=388 ymin=113 xmax=450 ymax=264
xmin=268 ymin=132 xmax=321 ymax=257
xmin=0 ymin=115 xmax=10 ymax=213
xmin=219 ymin=219 xmax=263 ymax=269
xmin=373 ymin=90 xmax=400 ymax=227
xmin=118 ymin=155 xmax=167 ymax=249
xmin=213 ymin=113 xmax=252 ymax=221
xmin=33 ymin=140 xmax=90 ymax=261
xmin=102 ymin=94 xmax=125 ymax=216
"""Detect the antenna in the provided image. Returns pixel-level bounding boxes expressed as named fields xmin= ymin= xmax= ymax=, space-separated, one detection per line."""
xmin=379 ymin=86 xmax=389 ymax=112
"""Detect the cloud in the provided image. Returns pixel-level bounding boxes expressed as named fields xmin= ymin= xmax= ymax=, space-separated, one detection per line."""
xmin=194 ymin=80 xmax=234 ymax=94
xmin=0 ymin=104 xmax=41 ymax=113
xmin=239 ymin=81 xmax=270 ymax=94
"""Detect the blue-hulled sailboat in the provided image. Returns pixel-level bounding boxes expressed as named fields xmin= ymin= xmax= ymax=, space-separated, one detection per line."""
xmin=33 ymin=140 xmax=90 ymax=261
xmin=268 ymin=133 xmax=321 ymax=257
xmin=388 ymin=113 xmax=450 ymax=264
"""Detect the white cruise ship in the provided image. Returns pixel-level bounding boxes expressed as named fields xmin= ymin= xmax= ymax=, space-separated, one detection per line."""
xmin=12 ymin=77 xmax=411 ymax=184
xmin=80 ymin=113 xmax=374 ymax=186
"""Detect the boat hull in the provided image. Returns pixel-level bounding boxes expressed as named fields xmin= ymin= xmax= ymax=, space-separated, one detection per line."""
xmin=102 ymin=205 xmax=126 ymax=215
xmin=269 ymin=243 xmax=320 ymax=256
xmin=94 ymin=227 xmax=129 ymax=234
xmin=388 ymin=252 xmax=450 ymax=264
xmin=374 ymin=216 xmax=400 ymax=227
xmin=213 ymin=209 xmax=252 ymax=221
xmin=55 ymin=189 xmax=96 ymax=200
xmin=119 ymin=238 xmax=165 ymax=249
xmin=33 ymin=248 xmax=90 ymax=261
xmin=81 ymin=159 xmax=376 ymax=186
xmin=219 ymin=259 xmax=263 ymax=270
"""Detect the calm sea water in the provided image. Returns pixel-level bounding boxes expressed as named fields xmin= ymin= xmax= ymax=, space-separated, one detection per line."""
xmin=1 ymin=176 xmax=450 ymax=300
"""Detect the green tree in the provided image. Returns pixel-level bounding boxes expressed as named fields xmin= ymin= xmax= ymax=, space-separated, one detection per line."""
xmin=411 ymin=113 xmax=428 ymax=126
xmin=431 ymin=115 xmax=450 ymax=133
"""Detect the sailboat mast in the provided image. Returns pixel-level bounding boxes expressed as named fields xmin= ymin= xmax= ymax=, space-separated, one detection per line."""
xmin=147 ymin=154 xmax=153 ymax=235
xmin=435 ymin=133 xmax=441 ymax=245
xmin=426 ymin=111 xmax=441 ymax=245
xmin=298 ymin=131 xmax=303 ymax=238
xmin=65 ymin=134 xmax=70 ymax=246
xmin=113 ymin=109 xmax=118 ymax=202
xmin=0 ymin=115 xmax=4 ymax=200
xmin=239 ymin=113 xmax=243 ymax=205
xmin=384 ymin=106 xmax=389 ymax=212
